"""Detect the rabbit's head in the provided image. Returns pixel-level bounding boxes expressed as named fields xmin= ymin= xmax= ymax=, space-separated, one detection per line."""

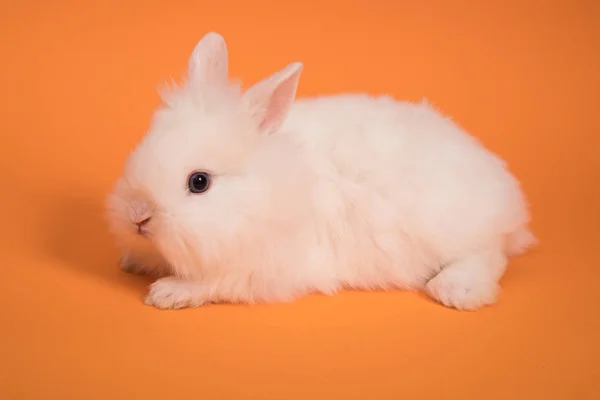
xmin=106 ymin=33 xmax=311 ymax=278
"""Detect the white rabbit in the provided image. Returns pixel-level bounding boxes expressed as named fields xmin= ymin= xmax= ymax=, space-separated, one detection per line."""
xmin=106 ymin=32 xmax=537 ymax=311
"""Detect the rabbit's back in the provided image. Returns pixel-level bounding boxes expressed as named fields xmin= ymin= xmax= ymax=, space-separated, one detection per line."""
xmin=282 ymin=95 xmax=530 ymax=265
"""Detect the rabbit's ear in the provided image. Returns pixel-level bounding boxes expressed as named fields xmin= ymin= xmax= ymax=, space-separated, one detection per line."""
xmin=242 ymin=62 xmax=303 ymax=135
xmin=188 ymin=32 xmax=229 ymax=86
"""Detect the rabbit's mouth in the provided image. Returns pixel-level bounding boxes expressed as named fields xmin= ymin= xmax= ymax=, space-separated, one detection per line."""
xmin=136 ymin=223 xmax=154 ymax=238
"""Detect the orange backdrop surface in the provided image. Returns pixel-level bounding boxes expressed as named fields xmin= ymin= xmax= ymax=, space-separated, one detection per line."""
xmin=1 ymin=0 xmax=599 ymax=399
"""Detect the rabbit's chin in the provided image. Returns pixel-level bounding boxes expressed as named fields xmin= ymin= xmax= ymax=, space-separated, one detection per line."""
xmin=109 ymin=227 xmax=171 ymax=277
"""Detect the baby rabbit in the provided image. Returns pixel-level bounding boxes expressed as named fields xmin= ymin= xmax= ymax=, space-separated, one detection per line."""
xmin=106 ymin=32 xmax=537 ymax=311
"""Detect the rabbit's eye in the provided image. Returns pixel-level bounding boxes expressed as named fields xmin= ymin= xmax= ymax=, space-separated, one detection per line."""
xmin=187 ymin=171 xmax=211 ymax=194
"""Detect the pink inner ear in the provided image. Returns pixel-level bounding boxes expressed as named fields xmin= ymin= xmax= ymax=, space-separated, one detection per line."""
xmin=258 ymin=85 xmax=293 ymax=132
xmin=242 ymin=62 xmax=303 ymax=134
xmin=248 ymin=63 xmax=302 ymax=134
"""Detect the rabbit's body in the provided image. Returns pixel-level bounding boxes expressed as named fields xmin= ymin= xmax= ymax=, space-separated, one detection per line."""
xmin=107 ymin=33 xmax=536 ymax=311
xmin=276 ymin=95 xmax=533 ymax=299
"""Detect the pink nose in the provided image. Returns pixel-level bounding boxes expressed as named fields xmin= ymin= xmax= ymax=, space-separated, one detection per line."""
xmin=130 ymin=200 xmax=153 ymax=227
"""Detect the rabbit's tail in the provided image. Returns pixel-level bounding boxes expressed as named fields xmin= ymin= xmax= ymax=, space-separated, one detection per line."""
xmin=504 ymin=226 xmax=539 ymax=257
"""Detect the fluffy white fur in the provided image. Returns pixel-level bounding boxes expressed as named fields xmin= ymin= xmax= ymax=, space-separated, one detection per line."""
xmin=106 ymin=32 xmax=537 ymax=311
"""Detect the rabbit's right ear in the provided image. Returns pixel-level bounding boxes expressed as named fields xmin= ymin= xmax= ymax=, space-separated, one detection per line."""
xmin=187 ymin=32 xmax=229 ymax=86
xmin=242 ymin=62 xmax=303 ymax=135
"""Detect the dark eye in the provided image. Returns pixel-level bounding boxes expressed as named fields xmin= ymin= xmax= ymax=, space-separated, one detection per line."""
xmin=187 ymin=171 xmax=211 ymax=194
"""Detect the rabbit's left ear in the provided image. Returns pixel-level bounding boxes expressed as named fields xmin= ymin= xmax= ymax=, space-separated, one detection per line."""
xmin=242 ymin=62 xmax=303 ymax=135
xmin=187 ymin=32 xmax=229 ymax=86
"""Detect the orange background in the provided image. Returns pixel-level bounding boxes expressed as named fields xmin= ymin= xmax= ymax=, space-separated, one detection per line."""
xmin=1 ymin=0 xmax=599 ymax=399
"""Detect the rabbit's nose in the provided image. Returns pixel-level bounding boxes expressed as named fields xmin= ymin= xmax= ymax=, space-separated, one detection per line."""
xmin=130 ymin=200 xmax=154 ymax=225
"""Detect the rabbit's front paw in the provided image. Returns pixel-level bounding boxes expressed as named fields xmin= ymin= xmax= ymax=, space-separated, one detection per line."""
xmin=145 ymin=277 xmax=209 ymax=310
